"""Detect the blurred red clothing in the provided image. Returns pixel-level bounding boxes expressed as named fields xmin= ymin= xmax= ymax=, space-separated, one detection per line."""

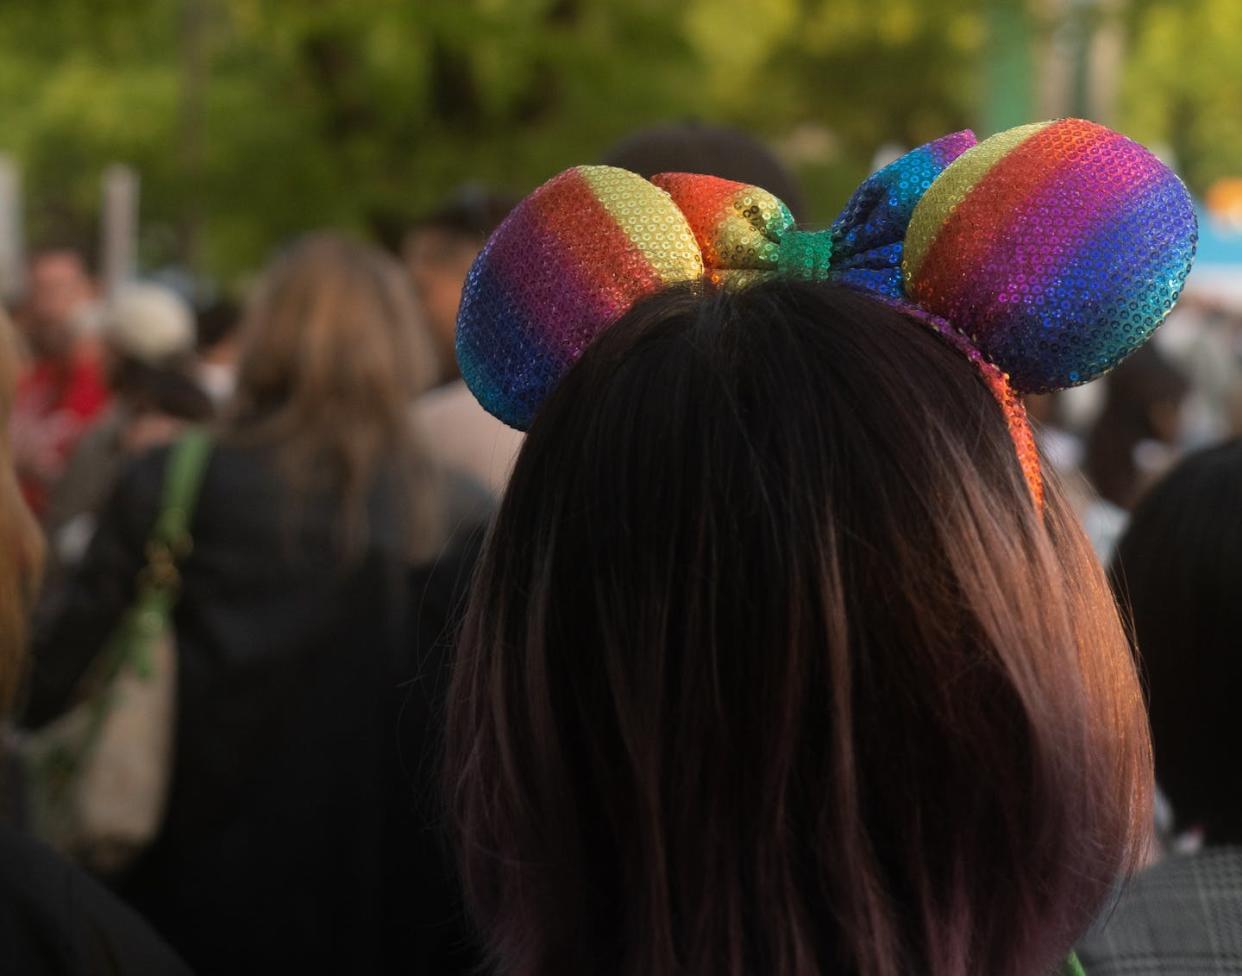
xmin=12 ymin=353 xmax=110 ymax=517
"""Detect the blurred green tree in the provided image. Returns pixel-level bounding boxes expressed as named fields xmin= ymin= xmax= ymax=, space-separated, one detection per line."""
xmin=1120 ymin=0 xmax=1242 ymax=192
xmin=3 ymin=0 xmax=1229 ymax=286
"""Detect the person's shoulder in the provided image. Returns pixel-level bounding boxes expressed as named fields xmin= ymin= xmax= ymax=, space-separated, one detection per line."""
xmin=117 ymin=430 xmax=246 ymax=502
xmin=1124 ymin=845 xmax=1242 ymax=904
xmin=414 ymin=378 xmax=475 ymax=417
xmin=0 ymin=826 xmax=192 ymax=975
xmin=1078 ymin=848 xmax=1242 ymax=973
xmin=414 ymin=380 xmax=524 ymax=493
xmin=101 ymin=431 xmax=244 ymax=544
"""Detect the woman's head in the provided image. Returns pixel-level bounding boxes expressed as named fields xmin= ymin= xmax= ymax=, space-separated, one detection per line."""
xmin=1084 ymin=344 xmax=1190 ymax=510
xmin=97 ymin=282 xmax=213 ymax=424
xmin=1111 ymin=439 xmax=1242 ymax=843
xmin=448 ymin=282 xmax=1152 ymax=976
xmin=231 ymin=233 xmax=442 ymax=558
xmin=0 ymin=311 xmax=44 ymax=710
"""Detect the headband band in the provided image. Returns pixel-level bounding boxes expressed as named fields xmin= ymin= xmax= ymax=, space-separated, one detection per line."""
xmin=456 ymin=119 xmax=1197 ymax=509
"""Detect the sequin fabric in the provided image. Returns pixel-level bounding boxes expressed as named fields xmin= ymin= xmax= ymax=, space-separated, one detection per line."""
xmin=904 ymin=118 xmax=1198 ymax=393
xmin=455 ymin=165 xmax=703 ymax=430
xmin=652 ymin=130 xmax=976 ymax=294
xmin=827 ymin=129 xmax=977 ymax=297
xmin=456 ymin=120 xmax=1197 ymax=511
xmin=649 ymin=173 xmax=802 ymax=286
xmin=880 ymin=296 xmax=1046 ymax=508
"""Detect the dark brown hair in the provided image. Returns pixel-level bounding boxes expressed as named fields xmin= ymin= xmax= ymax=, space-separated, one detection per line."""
xmin=409 ymin=184 xmax=516 ymax=242
xmin=1111 ymin=438 xmax=1242 ymax=842
xmin=446 ymin=282 xmax=1151 ymax=976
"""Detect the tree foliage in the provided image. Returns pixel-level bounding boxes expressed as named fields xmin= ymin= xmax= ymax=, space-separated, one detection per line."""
xmin=1121 ymin=0 xmax=1242 ymax=192
xmin=0 ymin=0 xmax=1235 ymax=285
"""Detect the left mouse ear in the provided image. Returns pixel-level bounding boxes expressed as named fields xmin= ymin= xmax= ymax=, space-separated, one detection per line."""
xmin=902 ymin=119 xmax=1198 ymax=393
xmin=455 ymin=165 xmax=704 ymax=430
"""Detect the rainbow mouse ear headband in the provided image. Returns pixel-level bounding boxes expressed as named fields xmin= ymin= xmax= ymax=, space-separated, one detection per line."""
xmin=456 ymin=119 xmax=1197 ymax=509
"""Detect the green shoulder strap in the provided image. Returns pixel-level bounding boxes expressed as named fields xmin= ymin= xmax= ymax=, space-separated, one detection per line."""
xmin=71 ymin=429 xmax=213 ymax=745
xmin=1064 ymin=951 xmax=1086 ymax=976
xmin=119 ymin=429 xmax=213 ymax=679
xmin=151 ymin=428 xmax=213 ymax=554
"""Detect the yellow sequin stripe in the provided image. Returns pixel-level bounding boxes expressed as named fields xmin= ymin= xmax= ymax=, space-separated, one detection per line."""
xmin=579 ymin=166 xmax=704 ymax=282
xmin=902 ymin=121 xmax=1052 ymax=281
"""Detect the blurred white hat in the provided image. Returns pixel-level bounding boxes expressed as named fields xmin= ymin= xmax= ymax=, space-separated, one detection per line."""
xmin=102 ymin=282 xmax=195 ymax=366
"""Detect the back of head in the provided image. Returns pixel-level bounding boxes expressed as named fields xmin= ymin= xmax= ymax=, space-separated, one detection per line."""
xmin=195 ymin=298 xmax=242 ymax=353
xmin=1112 ymin=439 xmax=1242 ymax=843
xmin=100 ymin=282 xmax=213 ymax=421
xmin=410 ymin=185 xmax=517 ymax=243
xmin=449 ymin=281 xmax=1150 ymax=976
xmin=102 ymin=282 xmax=195 ymax=369
xmin=232 ymin=233 xmax=443 ymax=559
xmin=602 ymin=122 xmax=807 ymax=222
xmin=1084 ymin=343 xmax=1190 ymax=509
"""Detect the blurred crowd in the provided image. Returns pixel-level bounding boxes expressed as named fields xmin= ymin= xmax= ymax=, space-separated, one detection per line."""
xmin=1 ymin=121 xmax=1241 ymax=976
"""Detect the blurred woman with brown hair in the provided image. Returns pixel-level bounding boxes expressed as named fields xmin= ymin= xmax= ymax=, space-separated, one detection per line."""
xmin=1 ymin=310 xmax=189 ymax=974
xmin=24 ymin=235 xmax=480 ymax=974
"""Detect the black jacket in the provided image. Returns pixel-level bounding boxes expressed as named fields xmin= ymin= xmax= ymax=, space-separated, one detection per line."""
xmin=0 ymin=825 xmax=190 ymax=975
xmin=25 ymin=443 xmax=484 ymax=975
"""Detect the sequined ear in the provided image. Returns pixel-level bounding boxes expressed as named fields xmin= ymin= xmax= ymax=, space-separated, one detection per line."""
xmin=651 ymin=173 xmax=805 ymax=286
xmin=903 ymin=119 xmax=1198 ymax=394
xmin=455 ymin=165 xmax=705 ymax=430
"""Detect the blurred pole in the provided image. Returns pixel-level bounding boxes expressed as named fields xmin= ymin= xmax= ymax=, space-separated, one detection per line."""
xmin=0 ymin=154 xmax=23 ymax=303
xmin=100 ymin=164 xmax=139 ymax=298
xmin=179 ymin=0 xmax=207 ymax=271
xmin=1048 ymin=0 xmax=1126 ymax=122
xmin=1088 ymin=0 xmax=1126 ymax=124
xmin=984 ymin=0 xmax=1034 ymax=134
xmin=1067 ymin=0 xmax=1092 ymax=118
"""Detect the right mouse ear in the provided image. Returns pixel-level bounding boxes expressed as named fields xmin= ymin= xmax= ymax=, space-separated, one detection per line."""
xmin=455 ymin=165 xmax=704 ymax=431
xmin=903 ymin=119 xmax=1197 ymax=395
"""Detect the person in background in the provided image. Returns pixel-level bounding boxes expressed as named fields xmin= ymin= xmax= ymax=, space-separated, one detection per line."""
xmin=0 ymin=309 xmax=190 ymax=976
xmin=1077 ymin=439 xmax=1242 ymax=973
xmin=408 ymin=186 xmax=524 ymax=496
xmin=9 ymin=247 xmax=108 ymax=518
xmin=1027 ymin=390 xmax=1120 ymax=563
xmin=601 ymin=120 xmax=809 ymax=222
xmin=193 ymin=297 xmax=241 ymax=408
xmin=24 ymin=234 xmax=480 ymax=975
xmin=1075 ymin=344 xmax=1190 ymax=561
xmin=1084 ymin=343 xmax=1190 ymax=512
xmin=1027 ymin=393 xmax=1086 ymax=477
xmin=44 ymin=283 xmax=213 ymax=575
xmin=404 ymin=187 xmax=514 ymax=379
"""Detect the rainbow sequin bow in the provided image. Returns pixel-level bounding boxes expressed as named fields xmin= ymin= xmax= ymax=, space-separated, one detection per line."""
xmin=456 ymin=119 xmax=1197 ymax=503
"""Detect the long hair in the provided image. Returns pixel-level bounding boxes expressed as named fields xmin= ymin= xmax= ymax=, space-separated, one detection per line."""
xmin=0 ymin=311 xmax=45 ymax=711
xmin=446 ymin=282 xmax=1152 ymax=976
xmin=229 ymin=233 xmax=443 ymax=561
xmin=1111 ymin=438 xmax=1242 ymax=842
